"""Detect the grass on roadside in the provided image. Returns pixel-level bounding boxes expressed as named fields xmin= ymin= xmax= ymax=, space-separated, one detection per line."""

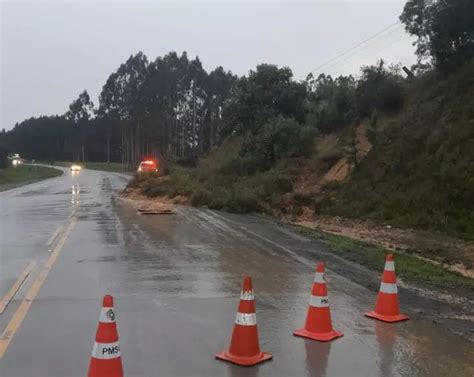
xmin=0 ymin=165 xmax=62 ymax=190
xmin=292 ymin=224 xmax=474 ymax=290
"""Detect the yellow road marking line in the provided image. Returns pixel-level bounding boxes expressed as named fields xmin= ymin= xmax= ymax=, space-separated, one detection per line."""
xmin=0 ymin=261 xmax=36 ymax=315
xmin=46 ymin=223 xmax=64 ymax=246
xmin=0 ymin=219 xmax=77 ymax=359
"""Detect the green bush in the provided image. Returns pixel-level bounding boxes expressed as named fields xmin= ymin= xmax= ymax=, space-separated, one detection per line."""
xmin=218 ymin=156 xmax=260 ymax=176
xmin=224 ymin=188 xmax=260 ymax=213
xmin=260 ymin=171 xmax=293 ymax=194
xmin=190 ymin=188 xmax=212 ymax=206
xmin=128 ymin=171 xmax=159 ymax=188
xmin=305 ymin=74 xmax=356 ymax=133
xmin=161 ymin=166 xmax=171 ymax=176
xmin=356 ymin=60 xmax=405 ymax=116
xmin=141 ymin=178 xmax=167 ymax=197
xmin=208 ymin=196 xmax=226 ymax=210
xmin=165 ymin=169 xmax=197 ymax=197
xmin=241 ymin=116 xmax=316 ymax=171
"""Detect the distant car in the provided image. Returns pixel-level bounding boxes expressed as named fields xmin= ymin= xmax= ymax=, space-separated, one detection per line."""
xmin=70 ymin=164 xmax=82 ymax=172
xmin=137 ymin=160 xmax=158 ymax=173
xmin=12 ymin=158 xmax=24 ymax=166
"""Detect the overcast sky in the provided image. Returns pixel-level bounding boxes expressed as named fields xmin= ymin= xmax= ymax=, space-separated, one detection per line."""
xmin=1 ymin=1 xmax=415 ymax=130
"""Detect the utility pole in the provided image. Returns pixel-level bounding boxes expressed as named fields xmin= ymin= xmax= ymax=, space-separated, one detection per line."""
xmin=402 ymin=66 xmax=414 ymax=79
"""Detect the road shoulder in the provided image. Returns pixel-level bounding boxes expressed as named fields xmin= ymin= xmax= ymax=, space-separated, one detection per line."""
xmin=0 ymin=165 xmax=63 ymax=192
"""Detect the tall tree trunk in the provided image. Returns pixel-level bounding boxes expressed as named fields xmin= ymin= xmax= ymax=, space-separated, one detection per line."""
xmin=106 ymin=128 xmax=111 ymax=164
xmin=210 ymin=115 xmax=215 ymax=151
xmin=121 ymin=124 xmax=124 ymax=172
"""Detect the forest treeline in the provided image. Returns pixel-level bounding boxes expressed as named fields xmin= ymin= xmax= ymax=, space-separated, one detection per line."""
xmin=0 ymin=51 xmax=406 ymax=170
xmin=0 ymin=0 xmax=472 ymax=172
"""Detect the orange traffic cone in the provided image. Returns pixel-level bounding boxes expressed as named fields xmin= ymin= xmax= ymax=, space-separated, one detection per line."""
xmin=216 ymin=276 xmax=272 ymax=366
xmin=88 ymin=295 xmax=124 ymax=377
xmin=294 ymin=262 xmax=343 ymax=341
xmin=365 ymin=254 xmax=409 ymax=323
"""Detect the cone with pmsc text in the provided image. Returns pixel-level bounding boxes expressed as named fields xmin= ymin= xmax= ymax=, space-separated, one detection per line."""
xmin=294 ymin=262 xmax=343 ymax=341
xmin=365 ymin=254 xmax=409 ymax=323
xmin=88 ymin=295 xmax=124 ymax=377
xmin=216 ymin=276 xmax=272 ymax=366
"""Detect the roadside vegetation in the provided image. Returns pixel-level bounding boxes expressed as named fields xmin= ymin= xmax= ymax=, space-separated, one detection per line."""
xmin=128 ymin=59 xmax=474 ymax=239
xmin=291 ymin=223 xmax=474 ymax=290
xmin=0 ymin=165 xmax=62 ymax=191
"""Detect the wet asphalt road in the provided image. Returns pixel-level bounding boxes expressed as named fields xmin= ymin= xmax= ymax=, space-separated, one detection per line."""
xmin=0 ymin=168 xmax=473 ymax=377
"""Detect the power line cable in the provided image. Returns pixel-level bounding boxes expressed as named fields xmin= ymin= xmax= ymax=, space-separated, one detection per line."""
xmin=324 ymin=26 xmax=408 ymax=74
xmin=309 ymin=22 xmax=403 ymax=75
xmin=324 ymin=25 xmax=404 ymax=70
xmin=301 ymin=20 xmax=403 ymax=79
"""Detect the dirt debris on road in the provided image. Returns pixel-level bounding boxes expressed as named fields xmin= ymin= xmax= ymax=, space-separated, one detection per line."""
xmin=120 ymin=186 xmax=185 ymax=213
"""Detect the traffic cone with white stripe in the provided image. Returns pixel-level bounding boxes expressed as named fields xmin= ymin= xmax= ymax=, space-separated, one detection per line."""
xmin=216 ymin=276 xmax=272 ymax=366
xmin=365 ymin=254 xmax=409 ymax=323
xmin=88 ymin=295 xmax=124 ymax=377
xmin=294 ymin=262 xmax=343 ymax=341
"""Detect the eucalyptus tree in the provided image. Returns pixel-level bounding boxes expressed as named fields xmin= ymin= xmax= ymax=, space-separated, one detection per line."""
xmin=65 ymin=90 xmax=95 ymax=161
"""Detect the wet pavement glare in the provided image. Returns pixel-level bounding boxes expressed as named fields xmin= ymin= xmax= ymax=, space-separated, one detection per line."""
xmin=0 ymin=168 xmax=472 ymax=376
